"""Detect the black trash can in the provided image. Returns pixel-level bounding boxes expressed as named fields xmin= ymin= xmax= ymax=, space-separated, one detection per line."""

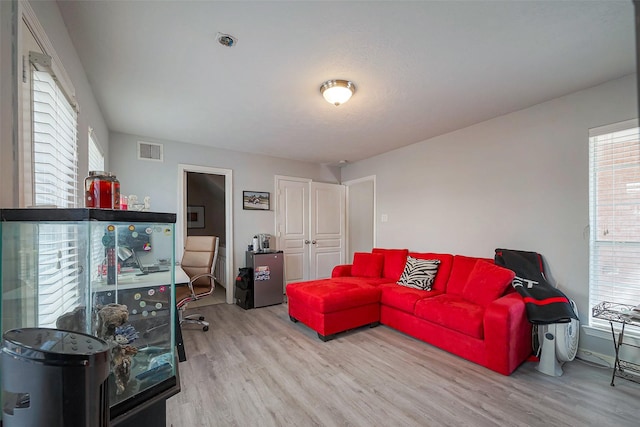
xmin=1 ymin=328 xmax=110 ymax=427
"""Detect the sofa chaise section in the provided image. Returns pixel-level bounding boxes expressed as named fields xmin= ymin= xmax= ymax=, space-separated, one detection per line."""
xmin=287 ymin=279 xmax=382 ymax=341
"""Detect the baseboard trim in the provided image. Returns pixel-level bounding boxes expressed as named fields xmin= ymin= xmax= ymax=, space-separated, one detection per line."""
xmin=576 ymin=348 xmax=613 ymax=368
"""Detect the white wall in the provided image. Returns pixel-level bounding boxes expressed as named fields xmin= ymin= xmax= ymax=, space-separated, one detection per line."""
xmin=341 ymin=74 xmax=638 ymax=358
xmin=109 ymin=132 xmax=340 ymax=276
xmin=28 ymin=0 xmax=109 ymax=180
xmin=0 ymin=0 xmax=108 ymax=208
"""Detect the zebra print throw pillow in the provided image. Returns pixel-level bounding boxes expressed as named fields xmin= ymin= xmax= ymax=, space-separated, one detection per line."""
xmin=397 ymin=257 xmax=441 ymax=291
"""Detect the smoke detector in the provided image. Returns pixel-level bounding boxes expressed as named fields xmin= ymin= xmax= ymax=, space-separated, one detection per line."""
xmin=216 ymin=32 xmax=237 ymax=47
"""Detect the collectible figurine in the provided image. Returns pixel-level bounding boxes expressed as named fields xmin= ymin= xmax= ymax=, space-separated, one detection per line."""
xmin=112 ymin=344 xmax=138 ymax=395
xmin=56 ymin=306 xmax=86 ymax=332
xmin=95 ymin=303 xmax=140 ymax=395
xmin=95 ymin=303 xmax=128 ymax=340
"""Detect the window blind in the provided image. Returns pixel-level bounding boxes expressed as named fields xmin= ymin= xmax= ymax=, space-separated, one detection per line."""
xmin=35 ymin=225 xmax=81 ymax=327
xmin=32 ymin=69 xmax=78 ymax=208
xmin=589 ymin=119 xmax=640 ymax=329
xmin=88 ymin=128 xmax=104 ymax=172
xmin=31 ymin=69 xmax=81 ymax=327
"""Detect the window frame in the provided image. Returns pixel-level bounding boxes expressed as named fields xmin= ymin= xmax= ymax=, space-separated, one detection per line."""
xmin=588 ymin=118 xmax=640 ymax=332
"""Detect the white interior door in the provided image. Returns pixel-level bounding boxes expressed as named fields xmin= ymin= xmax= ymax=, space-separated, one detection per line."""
xmin=276 ymin=177 xmax=346 ymax=288
xmin=276 ymin=177 xmax=310 ymax=288
xmin=310 ymin=182 xmax=346 ymax=279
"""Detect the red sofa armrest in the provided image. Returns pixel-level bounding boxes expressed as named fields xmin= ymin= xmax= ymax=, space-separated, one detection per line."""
xmin=483 ymin=292 xmax=532 ymax=375
xmin=332 ymin=264 xmax=353 ymax=277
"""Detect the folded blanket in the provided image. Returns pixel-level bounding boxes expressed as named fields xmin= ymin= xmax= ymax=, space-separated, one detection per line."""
xmin=495 ymin=248 xmax=578 ymax=324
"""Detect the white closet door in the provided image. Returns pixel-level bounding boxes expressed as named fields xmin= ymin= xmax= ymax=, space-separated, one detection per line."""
xmin=277 ymin=178 xmax=310 ymax=289
xmin=276 ymin=178 xmax=346 ymax=288
xmin=309 ymin=182 xmax=345 ymax=280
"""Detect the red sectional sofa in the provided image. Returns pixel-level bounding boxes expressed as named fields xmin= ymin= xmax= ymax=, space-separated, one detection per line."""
xmin=286 ymin=248 xmax=533 ymax=375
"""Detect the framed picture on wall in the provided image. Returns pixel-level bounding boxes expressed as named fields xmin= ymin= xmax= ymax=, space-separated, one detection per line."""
xmin=243 ymin=191 xmax=270 ymax=210
xmin=187 ymin=205 xmax=205 ymax=228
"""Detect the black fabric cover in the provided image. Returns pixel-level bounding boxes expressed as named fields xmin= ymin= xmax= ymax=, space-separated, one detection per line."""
xmin=236 ymin=267 xmax=253 ymax=290
xmin=235 ymin=268 xmax=253 ymax=309
xmin=235 ymin=288 xmax=253 ymax=310
xmin=495 ymin=248 xmax=578 ymax=324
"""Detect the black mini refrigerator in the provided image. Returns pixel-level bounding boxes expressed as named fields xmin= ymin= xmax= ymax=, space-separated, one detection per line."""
xmin=245 ymin=251 xmax=284 ymax=308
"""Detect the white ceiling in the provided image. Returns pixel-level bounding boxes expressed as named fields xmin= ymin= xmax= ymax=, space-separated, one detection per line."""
xmin=57 ymin=1 xmax=636 ymax=165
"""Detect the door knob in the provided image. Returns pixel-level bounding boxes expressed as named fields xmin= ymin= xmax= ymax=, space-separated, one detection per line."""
xmin=304 ymin=240 xmax=311 ymax=244
xmin=311 ymin=240 xmax=317 ymax=244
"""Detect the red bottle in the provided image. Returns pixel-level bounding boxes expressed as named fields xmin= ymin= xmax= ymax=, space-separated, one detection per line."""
xmin=109 ymin=172 xmax=121 ymax=209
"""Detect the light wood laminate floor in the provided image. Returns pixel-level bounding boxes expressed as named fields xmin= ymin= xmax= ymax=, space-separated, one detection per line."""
xmin=167 ymin=302 xmax=640 ymax=427
xmin=184 ymin=283 xmax=226 ymax=308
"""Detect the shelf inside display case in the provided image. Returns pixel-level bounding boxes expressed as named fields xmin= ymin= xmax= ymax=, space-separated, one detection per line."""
xmin=0 ymin=208 xmax=180 ymax=423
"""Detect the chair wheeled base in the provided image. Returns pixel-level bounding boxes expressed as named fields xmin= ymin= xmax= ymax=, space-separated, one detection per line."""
xmin=180 ymin=311 xmax=210 ymax=331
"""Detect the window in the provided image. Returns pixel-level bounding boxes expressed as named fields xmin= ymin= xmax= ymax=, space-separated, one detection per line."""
xmin=589 ymin=119 xmax=640 ymax=328
xmin=19 ymin=4 xmax=81 ymax=328
xmin=32 ymin=69 xmax=78 ymax=207
xmin=30 ymin=63 xmax=80 ymax=328
xmin=88 ymin=128 xmax=105 ymax=172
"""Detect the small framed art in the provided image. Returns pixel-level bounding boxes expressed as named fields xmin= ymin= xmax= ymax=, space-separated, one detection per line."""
xmin=243 ymin=191 xmax=270 ymax=210
xmin=186 ymin=205 xmax=205 ymax=228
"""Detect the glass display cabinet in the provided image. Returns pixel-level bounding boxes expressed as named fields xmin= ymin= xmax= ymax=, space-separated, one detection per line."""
xmin=0 ymin=208 xmax=180 ymax=424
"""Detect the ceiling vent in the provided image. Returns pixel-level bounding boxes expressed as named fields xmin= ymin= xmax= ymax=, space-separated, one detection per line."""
xmin=137 ymin=141 xmax=163 ymax=162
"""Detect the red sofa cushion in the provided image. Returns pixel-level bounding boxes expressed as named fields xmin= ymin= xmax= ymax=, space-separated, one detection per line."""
xmin=332 ymin=264 xmax=352 ymax=277
xmin=351 ymin=252 xmax=384 ymax=278
xmin=373 ymin=248 xmax=409 ymax=281
xmin=462 ymin=260 xmax=515 ymax=307
xmin=380 ymin=283 xmax=443 ymax=313
xmin=408 ymin=252 xmax=453 ymax=293
xmin=446 ymin=255 xmax=493 ymax=296
xmin=414 ymin=294 xmax=485 ymax=339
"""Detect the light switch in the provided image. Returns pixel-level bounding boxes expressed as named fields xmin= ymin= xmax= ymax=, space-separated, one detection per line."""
xmin=381 ymin=214 xmax=388 ymax=223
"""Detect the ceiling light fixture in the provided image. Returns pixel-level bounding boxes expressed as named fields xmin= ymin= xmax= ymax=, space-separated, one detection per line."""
xmin=320 ymin=79 xmax=356 ymax=106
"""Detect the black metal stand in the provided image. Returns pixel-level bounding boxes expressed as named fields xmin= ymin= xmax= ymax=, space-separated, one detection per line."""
xmin=175 ymin=309 xmax=186 ymax=362
xmin=593 ymin=302 xmax=640 ymax=386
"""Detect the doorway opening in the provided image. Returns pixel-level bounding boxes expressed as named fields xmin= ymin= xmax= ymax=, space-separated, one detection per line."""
xmin=344 ymin=176 xmax=376 ymax=262
xmin=178 ymin=164 xmax=234 ymax=304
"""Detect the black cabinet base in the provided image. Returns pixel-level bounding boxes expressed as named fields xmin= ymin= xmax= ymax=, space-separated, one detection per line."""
xmin=110 ymin=363 xmax=180 ymax=427
xmin=111 ymin=398 xmax=166 ymax=427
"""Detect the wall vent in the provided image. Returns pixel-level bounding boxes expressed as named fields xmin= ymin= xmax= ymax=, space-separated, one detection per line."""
xmin=137 ymin=141 xmax=163 ymax=162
